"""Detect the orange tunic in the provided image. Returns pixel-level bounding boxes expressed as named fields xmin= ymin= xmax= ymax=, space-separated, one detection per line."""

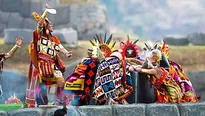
xmin=149 ymin=67 xmax=183 ymax=103
xmin=28 ymin=30 xmax=64 ymax=85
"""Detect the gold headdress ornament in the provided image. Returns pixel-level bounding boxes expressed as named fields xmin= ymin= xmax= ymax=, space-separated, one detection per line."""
xmin=32 ymin=4 xmax=56 ymax=25
xmin=32 ymin=12 xmax=49 ymax=25
xmin=89 ymin=33 xmax=116 ymax=58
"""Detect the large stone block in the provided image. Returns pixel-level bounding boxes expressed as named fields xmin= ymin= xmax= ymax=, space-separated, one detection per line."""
xmin=20 ymin=0 xmax=42 ymax=18
xmin=43 ymin=107 xmax=59 ymax=116
xmin=23 ymin=18 xmax=36 ymax=29
xmin=0 ymin=11 xmax=10 ymax=24
xmin=112 ymin=104 xmax=146 ymax=116
xmin=78 ymin=105 xmax=112 ymax=116
xmin=0 ymin=0 xmax=2 ymax=9
xmin=179 ymin=102 xmax=205 ymax=116
xmin=0 ymin=111 xmax=7 ymax=116
xmin=0 ymin=23 xmax=7 ymax=31
xmin=0 ymin=31 xmax=4 ymax=37
xmin=1 ymin=0 xmax=22 ymax=12
xmin=48 ymin=6 xmax=70 ymax=26
xmin=53 ymin=28 xmax=77 ymax=44
xmin=8 ymin=108 xmax=43 ymax=116
xmin=67 ymin=106 xmax=83 ymax=116
xmin=79 ymin=29 xmax=107 ymax=40
xmin=7 ymin=13 xmax=24 ymax=29
xmin=4 ymin=29 xmax=33 ymax=44
xmin=146 ymin=104 xmax=180 ymax=116
xmin=69 ymin=4 xmax=109 ymax=40
xmin=186 ymin=71 xmax=205 ymax=101
xmin=0 ymin=70 xmax=27 ymax=104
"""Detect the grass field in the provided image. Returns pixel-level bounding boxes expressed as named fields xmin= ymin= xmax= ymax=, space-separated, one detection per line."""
xmin=0 ymin=39 xmax=205 ymax=74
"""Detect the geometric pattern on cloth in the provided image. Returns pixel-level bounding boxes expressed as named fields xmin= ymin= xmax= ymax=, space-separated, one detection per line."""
xmin=93 ymin=56 xmax=133 ymax=104
xmin=64 ymin=58 xmax=99 ymax=105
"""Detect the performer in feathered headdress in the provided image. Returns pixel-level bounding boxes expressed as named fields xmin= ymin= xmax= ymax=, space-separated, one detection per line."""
xmin=93 ymin=35 xmax=141 ymax=105
xmin=63 ymin=34 xmax=115 ymax=106
xmin=154 ymin=40 xmax=199 ymax=102
xmin=129 ymin=47 xmax=183 ymax=103
xmin=132 ymin=39 xmax=198 ymax=103
xmin=25 ymin=4 xmax=72 ymax=107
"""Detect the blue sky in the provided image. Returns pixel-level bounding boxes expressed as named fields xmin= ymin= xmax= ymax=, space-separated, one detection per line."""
xmin=99 ymin=0 xmax=205 ymax=40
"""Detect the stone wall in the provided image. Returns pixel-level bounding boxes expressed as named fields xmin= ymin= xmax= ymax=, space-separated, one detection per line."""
xmin=0 ymin=0 xmax=109 ymax=40
xmin=0 ymin=103 xmax=205 ymax=116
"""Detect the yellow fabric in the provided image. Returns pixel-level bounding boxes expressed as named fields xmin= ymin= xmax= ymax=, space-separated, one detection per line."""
xmin=56 ymin=77 xmax=64 ymax=81
xmin=64 ymin=79 xmax=85 ymax=91
xmin=32 ymin=12 xmax=49 ymax=25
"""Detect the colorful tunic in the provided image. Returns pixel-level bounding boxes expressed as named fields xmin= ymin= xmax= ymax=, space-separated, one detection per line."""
xmin=169 ymin=60 xmax=199 ymax=102
xmin=149 ymin=67 xmax=183 ymax=103
xmin=37 ymin=35 xmax=64 ymax=84
xmin=29 ymin=30 xmax=64 ymax=85
xmin=26 ymin=30 xmax=65 ymax=106
xmin=93 ymin=56 xmax=133 ymax=104
xmin=64 ymin=57 xmax=99 ymax=105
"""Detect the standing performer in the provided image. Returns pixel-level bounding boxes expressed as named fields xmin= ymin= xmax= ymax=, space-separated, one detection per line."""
xmin=0 ymin=37 xmax=23 ymax=97
xmin=25 ymin=4 xmax=72 ymax=107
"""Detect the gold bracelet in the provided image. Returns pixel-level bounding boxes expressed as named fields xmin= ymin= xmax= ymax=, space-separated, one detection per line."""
xmin=15 ymin=44 xmax=21 ymax=48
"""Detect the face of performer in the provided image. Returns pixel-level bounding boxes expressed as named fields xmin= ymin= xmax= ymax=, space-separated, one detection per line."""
xmin=46 ymin=20 xmax=53 ymax=32
xmin=126 ymin=46 xmax=136 ymax=58
xmin=148 ymin=49 xmax=161 ymax=65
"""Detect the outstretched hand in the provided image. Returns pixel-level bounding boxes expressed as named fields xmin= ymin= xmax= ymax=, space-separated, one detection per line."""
xmin=16 ymin=36 xmax=24 ymax=47
xmin=65 ymin=51 xmax=72 ymax=57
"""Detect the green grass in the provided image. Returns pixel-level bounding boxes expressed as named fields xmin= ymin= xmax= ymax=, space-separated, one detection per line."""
xmin=0 ymin=39 xmax=205 ymax=73
xmin=0 ymin=104 xmax=23 ymax=111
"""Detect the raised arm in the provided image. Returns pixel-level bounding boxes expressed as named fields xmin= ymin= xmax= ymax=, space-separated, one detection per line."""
xmin=36 ymin=4 xmax=55 ymax=34
xmin=36 ymin=9 xmax=48 ymax=34
xmin=4 ymin=36 xmax=23 ymax=59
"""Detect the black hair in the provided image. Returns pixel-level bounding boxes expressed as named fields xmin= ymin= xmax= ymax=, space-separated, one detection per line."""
xmin=53 ymin=104 xmax=67 ymax=116
xmin=53 ymin=108 xmax=67 ymax=116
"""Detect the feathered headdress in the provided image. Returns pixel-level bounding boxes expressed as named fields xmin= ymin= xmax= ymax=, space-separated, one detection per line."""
xmin=153 ymin=40 xmax=170 ymax=58
xmin=120 ymin=35 xmax=139 ymax=59
xmin=89 ymin=34 xmax=116 ymax=58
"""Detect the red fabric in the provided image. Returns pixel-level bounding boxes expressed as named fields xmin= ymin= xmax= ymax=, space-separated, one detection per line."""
xmin=52 ymin=36 xmax=61 ymax=45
